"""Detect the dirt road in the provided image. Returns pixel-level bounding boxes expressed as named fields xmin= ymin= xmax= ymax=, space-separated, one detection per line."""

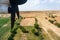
xmin=36 ymin=17 xmax=60 ymax=40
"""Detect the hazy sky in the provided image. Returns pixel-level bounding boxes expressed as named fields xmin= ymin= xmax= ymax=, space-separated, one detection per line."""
xmin=0 ymin=0 xmax=60 ymax=12
xmin=18 ymin=0 xmax=60 ymax=11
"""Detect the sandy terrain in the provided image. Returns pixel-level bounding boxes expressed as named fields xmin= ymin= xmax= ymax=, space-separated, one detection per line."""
xmin=20 ymin=18 xmax=35 ymax=26
xmin=20 ymin=11 xmax=60 ymax=40
xmin=55 ymin=16 xmax=60 ymax=23
xmin=0 ymin=11 xmax=60 ymax=40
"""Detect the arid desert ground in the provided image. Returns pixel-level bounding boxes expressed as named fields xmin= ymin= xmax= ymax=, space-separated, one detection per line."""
xmin=0 ymin=11 xmax=60 ymax=40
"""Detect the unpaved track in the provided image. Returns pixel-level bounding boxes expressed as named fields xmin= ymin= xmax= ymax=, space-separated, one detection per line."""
xmin=36 ymin=17 xmax=60 ymax=40
xmin=20 ymin=13 xmax=60 ymax=40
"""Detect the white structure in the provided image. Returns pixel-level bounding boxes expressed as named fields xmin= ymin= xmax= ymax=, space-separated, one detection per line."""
xmin=0 ymin=0 xmax=9 ymax=12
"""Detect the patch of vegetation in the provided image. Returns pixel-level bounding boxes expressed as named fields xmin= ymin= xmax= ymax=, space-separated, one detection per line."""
xmin=0 ymin=18 xmax=9 ymax=28
xmin=34 ymin=23 xmax=40 ymax=29
xmin=45 ymin=17 xmax=47 ymax=19
xmin=0 ymin=17 xmax=44 ymax=40
xmin=0 ymin=23 xmax=10 ymax=39
xmin=20 ymin=16 xmax=23 ymax=22
xmin=34 ymin=18 xmax=40 ymax=29
xmin=8 ymin=16 xmax=23 ymax=40
xmin=51 ymin=15 xmax=55 ymax=18
xmin=19 ymin=25 xmax=29 ymax=33
xmin=49 ymin=19 xmax=54 ymax=24
xmin=15 ymin=16 xmax=23 ymax=25
xmin=34 ymin=18 xmax=44 ymax=40
xmin=32 ymin=29 xmax=39 ymax=36
xmin=55 ymin=23 xmax=60 ymax=28
xmin=8 ymin=27 xmax=18 ymax=40
xmin=19 ymin=16 xmax=29 ymax=33
xmin=48 ymin=13 xmax=55 ymax=18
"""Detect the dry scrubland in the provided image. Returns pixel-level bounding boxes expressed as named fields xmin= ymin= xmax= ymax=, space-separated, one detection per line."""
xmin=0 ymin=11 xmax=60 ymax=40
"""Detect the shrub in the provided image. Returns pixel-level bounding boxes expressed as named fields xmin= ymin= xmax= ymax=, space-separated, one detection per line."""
xmin=8 ymin=28 xmax=17 ymax=40
xmin=54 ymin=20 xmax=56 ymax=21
xmin=32 ymin=29 xmax=36 ymax=33
xmin=8 ymin=32 xmax=15 ymax=40
xmin=8 ymin=36 xmax=13 ymax=40
xmin=11 ymin=31 xmax=17 ymax=35
xmin=33 ymin=18 xmax=44 ymax=39
xmin=49 ymin=20 xmax=54 ymax=24
xmin=55 ymin=23 xmax=60 ymax=28
xmin=34 ymin=18 xmax=37 ymax=23
xmin=51 ymin=15 xmax=55 ymax=18
xmin=34 ymin=18 xmax=40 ymax=29
xmin=34 ymin=31 xmax=39 ymax=36
xmin=19 ymin=26 xmax=29 ymax=33
xmin=32 ymin=29 xmax=39 ymax=36
xmin=45 ymin=17 xmax=47 ymax=19
xmin=17 ymin=23 xmax=20 ymax=25
xmin=34 ymin=23 xmax=40 ymax=29
xmin=19 ymin=16 xmax=23 ymax=22
xmin=20 ymin=16 xmax=23 ymax=19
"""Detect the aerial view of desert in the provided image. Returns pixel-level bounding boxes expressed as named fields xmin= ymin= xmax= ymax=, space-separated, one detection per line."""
xmin=0 ymin=11 xmax=60 ymax=40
